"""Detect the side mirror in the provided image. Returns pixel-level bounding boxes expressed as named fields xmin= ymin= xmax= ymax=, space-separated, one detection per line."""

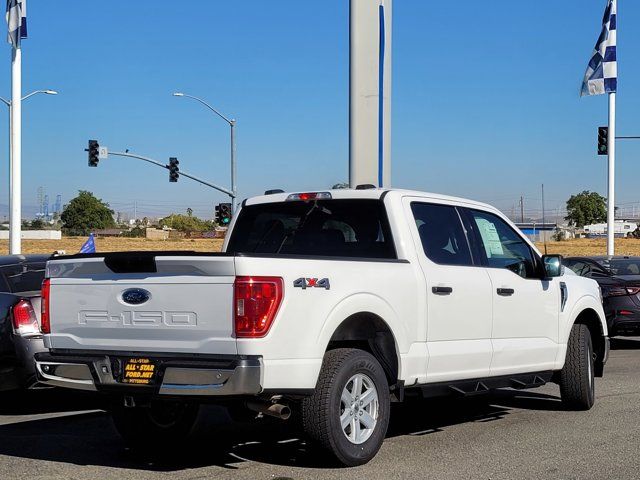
xmin=542 ymin=254 xmax=563 ymax=278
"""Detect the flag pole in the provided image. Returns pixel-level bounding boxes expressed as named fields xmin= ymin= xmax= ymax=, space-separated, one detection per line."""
xmin=9 ymin=44 xmax=21 ymax=254
xmin=606 ymin=91 xmax=615 ymax=256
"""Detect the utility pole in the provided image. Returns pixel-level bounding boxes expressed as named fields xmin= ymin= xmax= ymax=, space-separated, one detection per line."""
xmin=520 ymin=196 xmax=524 ymax=223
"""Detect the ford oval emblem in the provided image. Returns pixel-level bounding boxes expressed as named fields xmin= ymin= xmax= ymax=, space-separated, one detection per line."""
xmin=121 ymin=288 xmax=151 ymax=305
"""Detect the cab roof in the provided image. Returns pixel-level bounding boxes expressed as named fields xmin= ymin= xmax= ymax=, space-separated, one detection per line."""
xmin=243 ymin=188 xmax=499 ymax=214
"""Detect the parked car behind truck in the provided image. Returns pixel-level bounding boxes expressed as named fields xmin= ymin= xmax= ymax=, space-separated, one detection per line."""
xmin=0 ymin=254 xmax=50 ymax=391
xmin=565 ymin=256 xmax=640 ymax=336
xmin=35 ymin=188 xmax=608 ymax=466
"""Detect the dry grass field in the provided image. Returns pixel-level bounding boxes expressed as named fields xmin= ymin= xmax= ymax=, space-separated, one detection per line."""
xmin=534 ymin=238 xmax=640 ymax=257
xmin=2 ymin=236 xmax=640 ymax=258
xmin=0 ymin=237 xmax=224 ymax=255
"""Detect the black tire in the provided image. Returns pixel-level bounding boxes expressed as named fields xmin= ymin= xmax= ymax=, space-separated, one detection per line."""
xmin=302 ymin=348 xmax=390 ymax=467
xmin=559 ymin=324 xmax=595 ymax=410
xmin=110 ymin=399 xmax=199 ymax=447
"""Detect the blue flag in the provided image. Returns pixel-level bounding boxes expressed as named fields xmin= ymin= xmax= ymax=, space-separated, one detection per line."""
xmin=79 ymin=233 xmax=96 ymax=254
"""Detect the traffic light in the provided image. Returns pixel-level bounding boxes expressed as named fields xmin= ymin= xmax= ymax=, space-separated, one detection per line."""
xmin=215 ymin=203 xmax=232 ymax=225
xmin=598 ymin=126 xmax=608 ymax=156
xmin=169 ymin=157 xmax=179 ymax=182
xmin=87 ymin=140 xmax=99 ymax=167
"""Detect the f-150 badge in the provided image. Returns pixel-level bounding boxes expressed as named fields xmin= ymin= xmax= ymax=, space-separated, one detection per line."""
xmin=294 ymin=277 xmax=330 ymax=290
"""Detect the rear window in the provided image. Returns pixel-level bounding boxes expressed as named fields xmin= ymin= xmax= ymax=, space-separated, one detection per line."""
xmin=599 ymin=258 xmax=640 ymax=276
xmin=227 ymin=199 xmax=396 ymax=259
xmin=0 ymin=262 xmax=47 ymax=294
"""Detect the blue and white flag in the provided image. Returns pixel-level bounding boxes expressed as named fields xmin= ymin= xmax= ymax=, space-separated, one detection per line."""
xmin=79 ymin=233 xmax=96 ymax=254
xmin=581 ymin=0 xmax=617 ymax=96
xmin=5 ymin=0 xmax=26 ymax=48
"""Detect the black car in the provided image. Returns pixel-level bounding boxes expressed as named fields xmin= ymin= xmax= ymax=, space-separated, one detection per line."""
xmin=565 ymin=256 xmax=640 ymax=337
xmin=0 ymin=254 xmax=50 ymax=390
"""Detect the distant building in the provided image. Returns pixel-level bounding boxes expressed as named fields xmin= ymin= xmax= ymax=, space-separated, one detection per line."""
xmin=515 ymin=222 xmax=557 ymax=242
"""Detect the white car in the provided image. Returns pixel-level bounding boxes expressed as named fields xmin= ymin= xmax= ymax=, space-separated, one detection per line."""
xmin=35 ymin=187 xmax=608 ymax=466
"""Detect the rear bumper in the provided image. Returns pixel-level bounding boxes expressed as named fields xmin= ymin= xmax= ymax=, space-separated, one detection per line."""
xmin=0 ymin=335 xmax=47 ymax=391
xmin=609 ymin=314 xmax=640 ymax=336
xmin=34 ymin=351 xmax=263 ymax=396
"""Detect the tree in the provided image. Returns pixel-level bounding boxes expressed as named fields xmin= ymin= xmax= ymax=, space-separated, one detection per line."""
xmin=186 ymin=207 xmax=193 ymax=217
xmin=565 ymin=191 xmax=607 ymax=228
xmin=61 ymin=191 xmax=116 ymax=235
xmin=159 ymin=213 xmax=214 ymax=233
xmin=30 ymin=218 xmax=46 ymax=230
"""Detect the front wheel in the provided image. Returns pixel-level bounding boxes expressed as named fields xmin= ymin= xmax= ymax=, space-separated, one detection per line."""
xmin=302 ymin=348 xmax=390 ymax=466
xmin=110 ymin=399 xmax=199 ymax=447
xmin=559 ymin=324 xmax=595 ymax=410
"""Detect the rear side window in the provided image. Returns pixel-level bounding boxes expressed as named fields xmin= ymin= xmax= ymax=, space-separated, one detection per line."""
xmin=227 ymin=199 xmax=396 ymax=259
xmin=411 ymin=203 xmax=473 ymax=266
xmin=0 ymin=262 xmax=47 ymax=293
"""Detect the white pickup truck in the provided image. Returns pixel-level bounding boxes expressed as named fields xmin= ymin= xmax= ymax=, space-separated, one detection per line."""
xmin=35 ymin=188 xmax=608 ymax=466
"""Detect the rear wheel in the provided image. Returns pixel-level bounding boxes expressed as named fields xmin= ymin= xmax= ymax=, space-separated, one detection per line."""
xmin=302 ymin=348 xmax=390 ymax=466
xmin=559 ymin=324 xmax=595 ymax=410
xmin=110 ymin=399 xmax=199 ymax=447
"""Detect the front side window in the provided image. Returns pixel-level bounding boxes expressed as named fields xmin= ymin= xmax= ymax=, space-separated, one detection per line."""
xmin=411 ymin=203 xmax=473 ymax=266
xmin=467 ymin=210 xmax=537 ymax=278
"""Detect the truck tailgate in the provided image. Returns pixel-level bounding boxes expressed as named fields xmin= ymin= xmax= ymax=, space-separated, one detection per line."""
xmin=45 ymin=253 xmax=236 ymax=355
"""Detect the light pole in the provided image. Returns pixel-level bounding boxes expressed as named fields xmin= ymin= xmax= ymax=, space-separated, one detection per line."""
xmin=172 ymin=92 xmax=237 ymax=213
xmin=1 ymin=89 xmax=57 ymax=254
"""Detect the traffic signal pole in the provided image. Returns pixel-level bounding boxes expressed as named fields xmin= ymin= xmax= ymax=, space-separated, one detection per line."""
xmin=108 ymin=150 xmax=235 ymax=197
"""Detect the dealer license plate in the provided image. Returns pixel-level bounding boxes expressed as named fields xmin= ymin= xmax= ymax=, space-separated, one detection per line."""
xmin=120 ymin=358 xmax=157 ymax=385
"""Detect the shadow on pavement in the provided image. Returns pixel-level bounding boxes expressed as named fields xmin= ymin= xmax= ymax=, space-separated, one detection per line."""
xmin=610 ymin=337 xmax=640 ymax=350
xmin=0 ymin=387 xmax=563 ymax=471
xmin=0 ymin=389 xmax=105 ymax=416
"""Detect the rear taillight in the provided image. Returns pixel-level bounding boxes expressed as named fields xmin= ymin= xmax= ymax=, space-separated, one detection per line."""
xmin=234 ymin=276 xmax=283 ymax=338
xmin=41 ymin=278 xmax=51 ymax=334
xmin=12 ymin=299 xmax=40 ymax=336
xmin=602 ymin=285 xmax=640 ymax=298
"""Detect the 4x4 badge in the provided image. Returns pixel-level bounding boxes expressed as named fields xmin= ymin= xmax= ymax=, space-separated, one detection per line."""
xmin=294 ymin=278 xmax=330 ymax=290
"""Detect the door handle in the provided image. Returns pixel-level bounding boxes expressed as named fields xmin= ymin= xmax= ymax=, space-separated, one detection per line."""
xmin=432 ymin=286 xmax=453 ymax=295
xmin=497 ymin=288 xmax=515 ymax=296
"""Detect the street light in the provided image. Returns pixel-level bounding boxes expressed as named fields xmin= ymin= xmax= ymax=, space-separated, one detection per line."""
xmin=172 ymin=92 xmax=237 ymax=213
xmin=1 ymin=88 xmax=57 ymax=254
xmin=0 ymin=88 xmax=58 ymax=106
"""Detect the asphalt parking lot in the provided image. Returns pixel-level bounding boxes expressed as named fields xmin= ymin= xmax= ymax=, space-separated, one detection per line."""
xmin=0 ymin=338 xmax=638 ymax=480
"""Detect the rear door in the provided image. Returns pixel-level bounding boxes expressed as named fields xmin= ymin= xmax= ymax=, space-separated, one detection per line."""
xmin=407 ymin=200 xmax=493 ymax=382
xmin=46 ymin=254 xmax=237 ymax=354
xmin=461 ymin=208 xmax=559 ymax=375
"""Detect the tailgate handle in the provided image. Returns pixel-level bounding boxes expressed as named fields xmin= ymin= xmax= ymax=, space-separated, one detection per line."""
xmin=432 ymin=286 xmax=453 ymax=295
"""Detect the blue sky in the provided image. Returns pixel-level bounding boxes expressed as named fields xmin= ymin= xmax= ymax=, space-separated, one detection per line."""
xmin=1 ymin=0 xmax=639 ymax=220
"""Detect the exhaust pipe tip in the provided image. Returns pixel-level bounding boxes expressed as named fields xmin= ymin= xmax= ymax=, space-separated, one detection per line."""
xmin=245 ymin=400 xmax=291 ymax=420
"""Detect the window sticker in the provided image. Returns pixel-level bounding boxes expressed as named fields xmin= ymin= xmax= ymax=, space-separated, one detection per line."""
xmin=475 ymin=217 xmax=504 ymax=257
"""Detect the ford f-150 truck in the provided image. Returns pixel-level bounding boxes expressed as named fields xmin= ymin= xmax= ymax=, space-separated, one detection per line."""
xmin=35 ymin=188 xmax=609 ymax=466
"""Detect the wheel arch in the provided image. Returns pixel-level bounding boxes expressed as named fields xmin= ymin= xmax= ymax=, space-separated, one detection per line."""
xmin=326 ymin=311 xmax=400 ymax=389
xmin=319 ymin=294 xmax=407 ymax=392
